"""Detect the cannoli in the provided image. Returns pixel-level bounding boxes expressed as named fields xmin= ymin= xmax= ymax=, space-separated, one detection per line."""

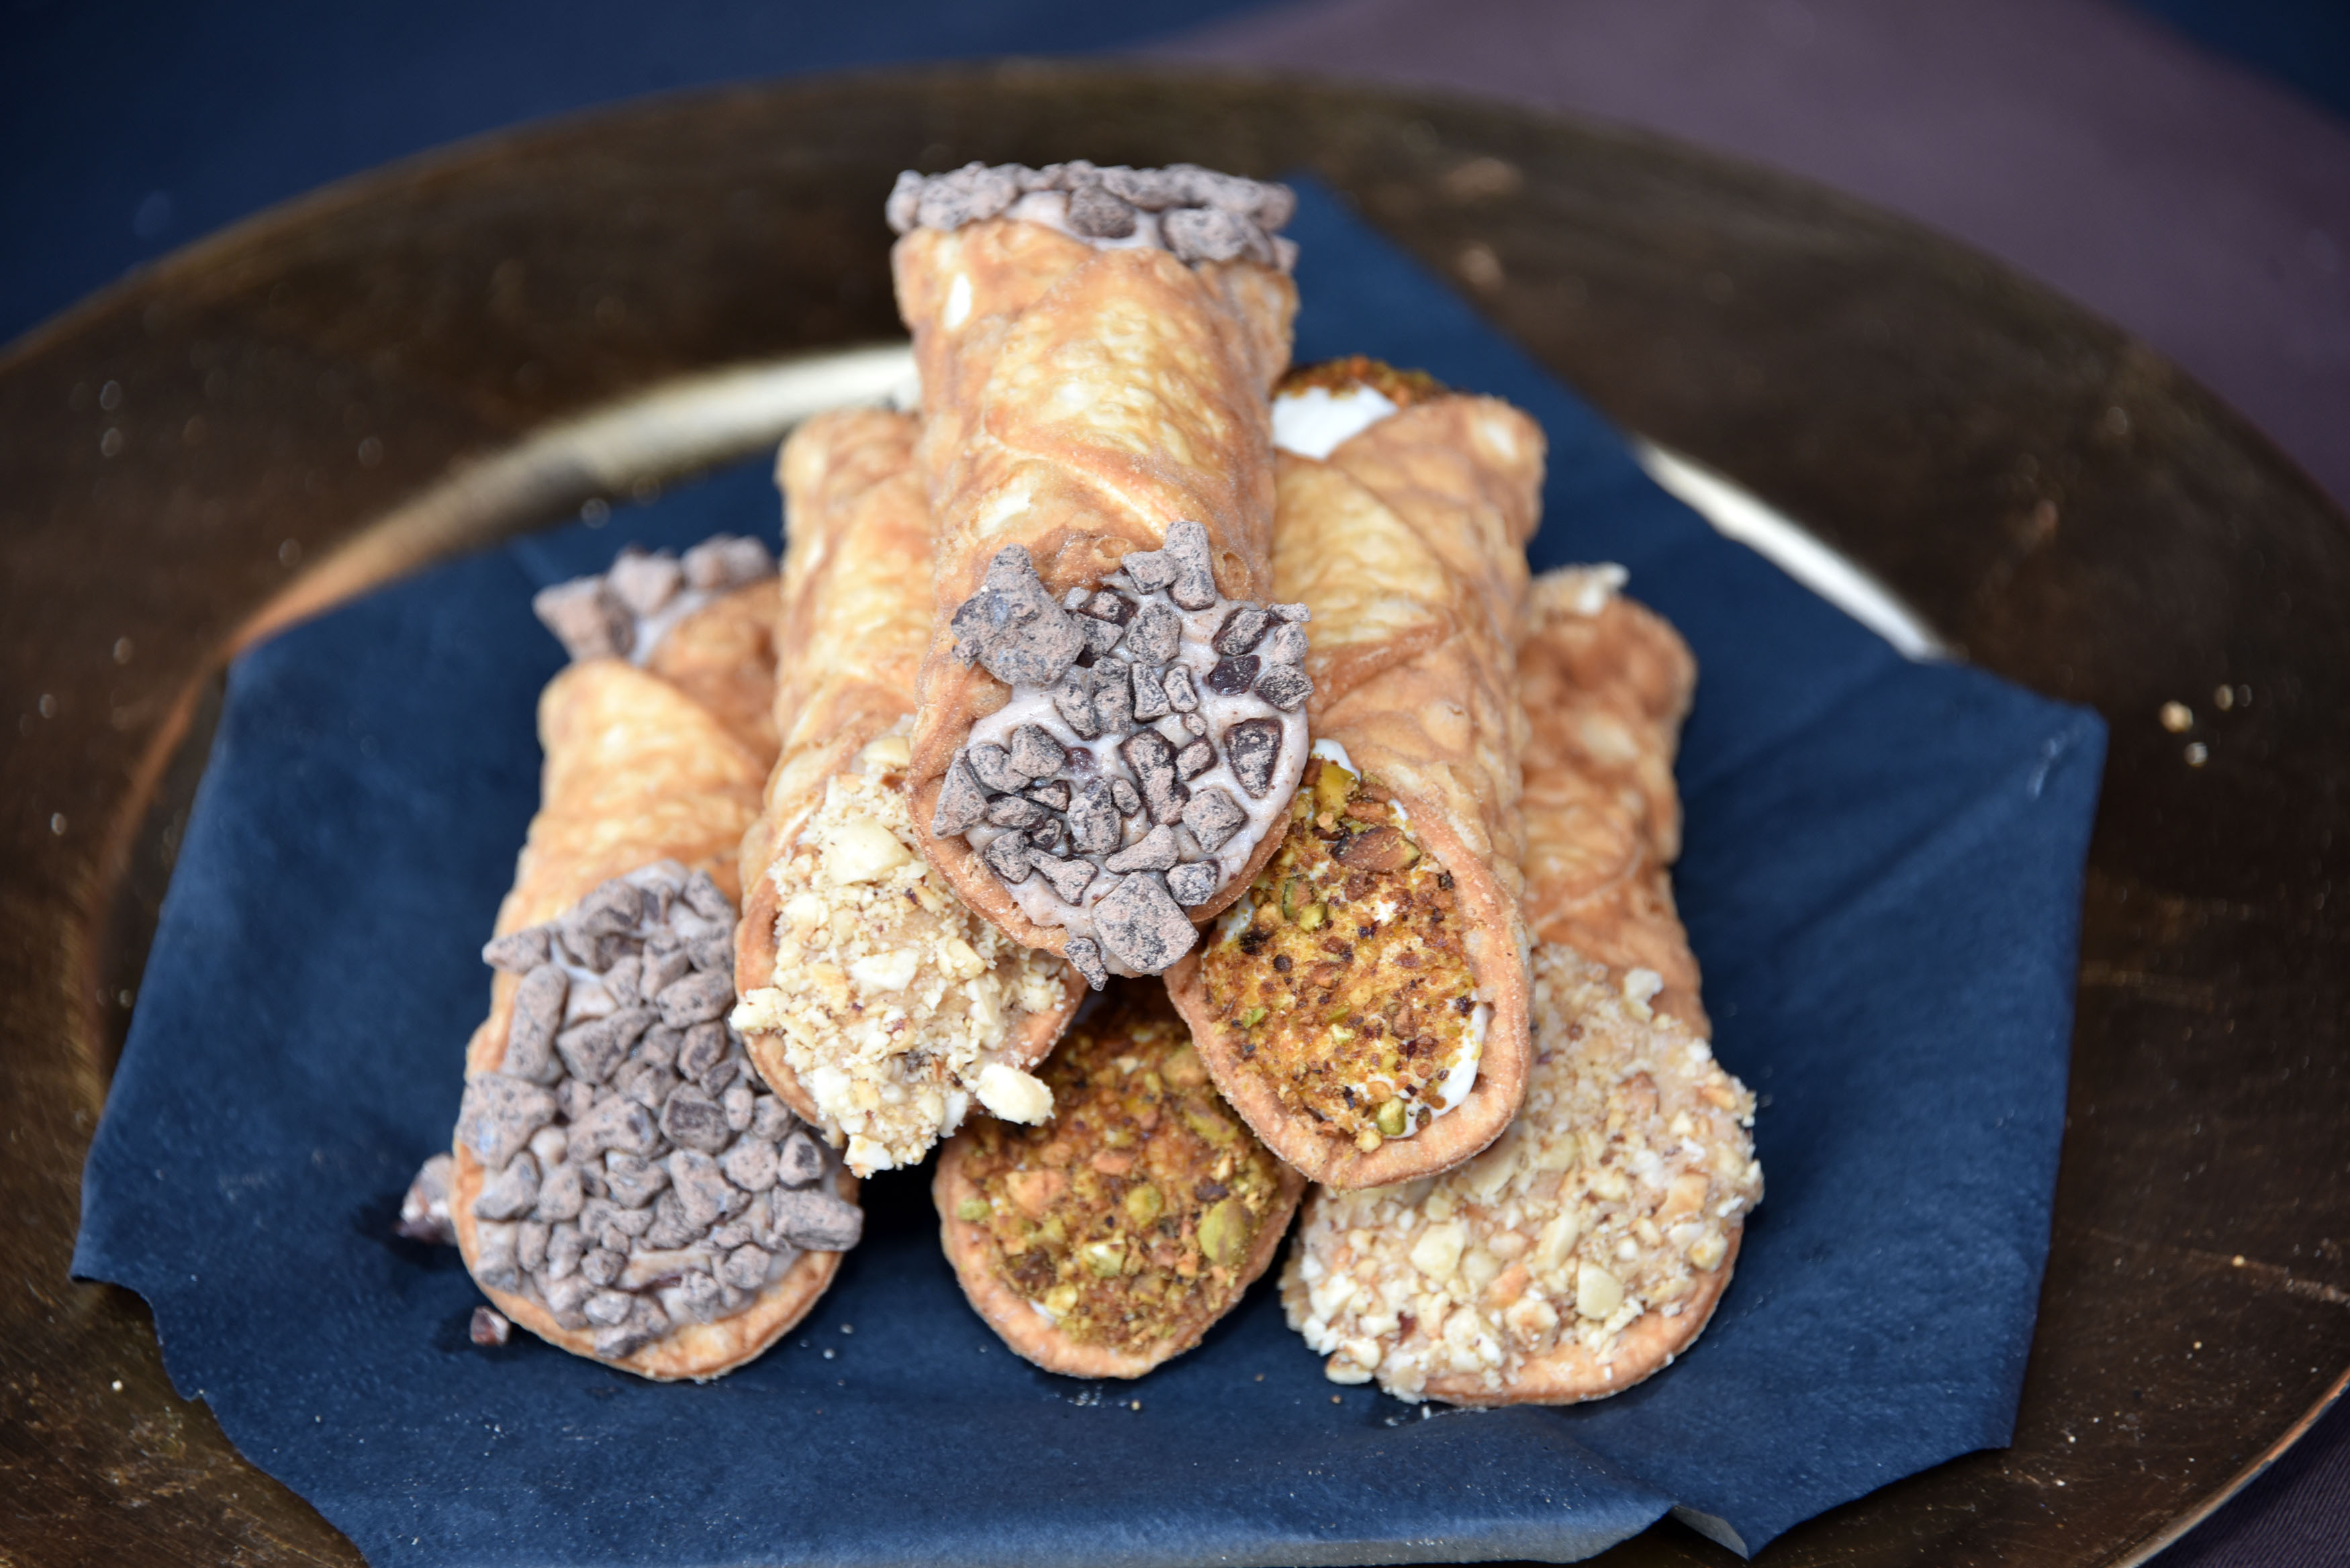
xmin=448 ymin=542 xmax=861 ymax=1381
xmin=1281 ymin=569 xmax=1762 ymax=1404
xmin=1166 ymin=360 xmax=1545 ymax=1189
xmin=532 ymin=535 xmax=783 ymax=767
xmin=731 ymin=409 xmax=1084 ymax=1177
xmin=933 ymin=984 xmax=1305 ymax=1377
xmin=890 ymin=162 xmax=1315 ymax=987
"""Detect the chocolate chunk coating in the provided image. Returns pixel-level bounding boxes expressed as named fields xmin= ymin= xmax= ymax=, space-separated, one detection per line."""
xmin=967 ymin=742 xmax=1028 ymax=794
xmin=1067 ymin=182 xmax=1139 ymax=238
xmin=1131 ymin=663 xmax=1170 ymax=721
xmin=532 ymin=578 xmax=633 ymax=662
xmin=1025 ymin=779 xmax=1071 ymax=812
xmin=1223 ymin=718 xmax=1284 ymax=798
xmin=1119 ymin=731 xmax=1187 ymax=825
xmin=572 ymin=1095 xmax=659 ymax=1160
xmin=1205 ymin=655 xmax=1261 ymax=696
xmin=1084 ymin=590 xmax=1136 ymax=625
xmin=985 ymin=795 xmax=1046 ymax=830
xmin=1110 ymin=777 xmax=1143 ymax=819
xmin=1093 ymin=873 xmax=1200 ymax=974
xmin=604 ymin=1151 xmax=669 ymax=1209
xmin=473 ymin=1153 xmax=541 ymax=1220
xmin=1166 ymin=861 xmax=1221 ymax=907
xmin=1255 ymin=663 xmax=1313 ymax=711
xmin=1176 ymin=738 xmax=1216 ymax=779
xmin=1164 ymin=520 xmax=1219 ymax=610
xmin=1051 ymin=667 xmax=1100 ymax=739
xmin=982 ymin=833 xmax=1033 ymax=885
xmin=1259 ymin=622 xmax=1309 ymax=665
xmin=1068 ymin=781 xmax=1122 ymax=855
xmin=775 ymin=1131 xmax=827 ymax=1187
xmin=675 ymin=1020 xmax=726 ymax=1082
xmin=1033 ymin=853 xmax=1098 ymax=903
xmin=1006 ymin=724 xmax=1066 ymax=779
xmin=1119 ymin=548 xmax=1176 ymax=594
xmin=932 ymin=758 xmax=989 ymax=836
xmin=504 ymin=965 xmax=570 ymax=1082
xmin=482 ymin=927 xmax=551 ymax=973
xmin=768 ymin=1188 xmax=864 ymax=1251
xmin=950 ymin=546 xmax=1086 ymax=687
xmin=1064 ymin=936 xmax=1109 ymax=991
xmin=661 ymin=1085 xmax=735 ymax=1155
xmin=1161 ymin=665 xmax=1199 ymax=713
xmin=1104 ymin=824 xmax=1181 ymax=873
xmin=556 ymin=1008 xmax=654 ymax=1085
xmin=1027 ymin=817 xmax=1066 ymax=854
xmin=1125 ymin=600 xmax=1181 ymax=664
xmin=656 ymin=971 xmax=735 ymax=1029
xmin=1091 ymin=659 xmax=1135 ymax=737
xmin=1182 ymin=787 xmax=1248 ymax=852
xmin=1213 ymin=605 xmax=1273 ymax=655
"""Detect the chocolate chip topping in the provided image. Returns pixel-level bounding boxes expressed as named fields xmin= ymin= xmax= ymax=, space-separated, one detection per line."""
xmin=949 ymin=546 xmax=1086 ymax=688
xmin=1006 ymin=724 xmax=1066 ymax=779
xmin=983 ymin=834 xmax=1034 ymax=885
xmin=534 ymin=537 xmax=774 ymax=667
xmin=1176 ymin=738 xmax=1217 ymax=780
xmin=1126 ymin=600 xmax=1181 ymax=664
xmin=1064 ymin=937 xmax=1109 ymax=992
xmin=1068 ymin=781 xmax=1123 ymax=856
xmin=932 ymin=758 xmax=989 ymax=836
xmin=1205 ymin=655 xmax=1261 ymax=696
xmin=1166 ymin=861 xmax=1221 ymax=908
xmin=986 ymin=795 xmax=1047 ymax=830
xmin=1255 ymin=664 xmax=1313 ymax=711
xmin=483 ymin=928 xmax=551 ymax=973
xmin=1093 ymin=873 xmax=1199 ymax=973
xmin=1104 ymin=824 xmax=1182 ymax=874
xmin=886 ymin=160 xmax=1296 ymax=271
xmin=1182 ymin=787 xmax=1248 ymax=852
xmin=1223 ymin=718 xmax=1284 ymax=798
xmin=460 ymin=865 xmax=854 ymax=1355
xmin=1213 ymin=605 xmax=1274 ymax=655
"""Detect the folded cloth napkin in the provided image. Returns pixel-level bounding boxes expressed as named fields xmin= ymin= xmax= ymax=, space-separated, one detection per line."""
xmin=74 ymin=181 xmax=2104 ymax=1565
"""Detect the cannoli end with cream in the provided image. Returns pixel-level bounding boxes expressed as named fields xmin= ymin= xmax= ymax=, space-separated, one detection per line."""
xmin=893 ymin=162 xmax=1313 ymax=983
xmin=729 ymin=408 xmax=1084 ymax=1177
xmin=932 ymin=985 xmax=1304 ymax=1378
xmin=1168 ymin=361 xmax=1546 ymax=1189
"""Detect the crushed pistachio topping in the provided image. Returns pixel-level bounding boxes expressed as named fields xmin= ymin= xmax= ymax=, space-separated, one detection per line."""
xmin=954 ymin=998 xmax=1291 ymax=1355
xmin=732 ymin=724 xmax=1066 ymax=1176
xmin=1282 ymin=945 xmax=1762 ymax=1402
xmin=1200 ymin=754 xmax=1482 ymax=1148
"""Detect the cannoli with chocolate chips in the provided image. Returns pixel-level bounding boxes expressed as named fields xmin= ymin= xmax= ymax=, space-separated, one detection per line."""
xmin=890 ymin=161 xmax=1313 ymax=985
xmin=1167 ymin=360 xmax=1545 ymax=1189
xmin=447 ymin=540 xmax=861 ymax=1381
xmin=731 ymin=409 xmax=1084 ymax=1177
xmin=1281 ymin=569 xmax=1762 ymax=1404
xmin=933 ymin=984 xmax=1305 ymax=1377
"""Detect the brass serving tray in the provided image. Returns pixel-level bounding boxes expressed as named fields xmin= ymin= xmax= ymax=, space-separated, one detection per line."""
xmin=3 ymin=64 xmax=2344 ymax=1567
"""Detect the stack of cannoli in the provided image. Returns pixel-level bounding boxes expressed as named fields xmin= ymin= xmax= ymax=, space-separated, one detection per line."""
xmin=415 ymin=160 xmax=1756 ymax=1399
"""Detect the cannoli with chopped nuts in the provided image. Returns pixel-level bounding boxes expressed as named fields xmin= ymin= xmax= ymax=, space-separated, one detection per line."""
xmin=731 ymin=409 xmax=1084 ymax=1177
xmin=448 ymin=541 xmax=861 ymax=1381
xmin=890 ymin=161 xmax=1313 ymax=986
xmin=933 ymin=983 xmax=1305 ymax=1377
xmin=1281 ymin=568 xmax=1762 ymax=1404
xmin=1166 ymin=360 xmax=1544 ymax=1189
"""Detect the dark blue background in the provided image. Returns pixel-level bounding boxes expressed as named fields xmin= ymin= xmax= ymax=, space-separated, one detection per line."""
xmin=73 ymin=183 xmax=2106 ymax=1565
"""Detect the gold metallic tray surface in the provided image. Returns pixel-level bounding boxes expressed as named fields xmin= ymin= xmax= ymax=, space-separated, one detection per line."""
xmin=3 ymin=64 xmax=2345 ymax=1568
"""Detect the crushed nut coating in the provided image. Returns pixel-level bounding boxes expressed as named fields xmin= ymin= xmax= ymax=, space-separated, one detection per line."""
xmin=1283 ymin=946 xmax=1760 ymax=1402
xmin=732 ymin=727 xmax=1067 ymax=1175
xmin=1201 ymin=755 xmax=1481 ymax=1147
xmin=951 ymin=993 xmax=1293 ymax=1357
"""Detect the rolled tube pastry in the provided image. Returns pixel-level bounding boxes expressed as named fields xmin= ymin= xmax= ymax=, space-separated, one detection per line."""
xmin=892 ymin=161 xmax=1313 ymax=987
xmin=1282 ymin=568 xmax=1762 ymax=1404
xmin=933 ymin=983 xmax=1305 ymax=1377
xmin=449 ymin=541 xmax=861 ymax=1381
xmin=731 ymin=409 xmax=1084 ymax=1177
xmin=1167 ymin=360 xmax=1544 ymax=1189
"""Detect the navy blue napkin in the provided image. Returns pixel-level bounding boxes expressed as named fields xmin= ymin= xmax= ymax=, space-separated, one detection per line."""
xmin=75 ymin=182 xmax=2104 ymax=1565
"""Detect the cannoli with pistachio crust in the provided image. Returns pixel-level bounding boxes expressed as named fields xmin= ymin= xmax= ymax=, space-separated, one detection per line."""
xmin=449 ymin=543 xmax=861 ymax=1381
xmin=731 ymin=409 xmax=1084 ymax=1177
xmin=1282 ymin=569 xmax=1762 ymax=1404
xmin=1166 ymin=360 xmax=1544 ymax=1189
xmin=933 ymin=983 xmax=1305 ymax=1377
xmin=892 ymin=162 xmax=1313 ymax=987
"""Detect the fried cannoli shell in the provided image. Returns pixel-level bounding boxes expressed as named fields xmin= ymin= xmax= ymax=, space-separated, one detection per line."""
xmin=733 ymin=409 xmax=1082 ymax=1126
xmin=453 ymin=658 xmax=845 ymax=1380
xmin=1517 ymin=569 xmax=1707 ymax=1030
xmin=648 ymin=578 xmax=782 ymax=770
xmin=1168 ymin=395 xmax=1546 ymax=1188
xmin=931 ymin=988 xmax=1303 ymax=1378
xmin=898 ymin=219 xmax=1300 ymax=948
